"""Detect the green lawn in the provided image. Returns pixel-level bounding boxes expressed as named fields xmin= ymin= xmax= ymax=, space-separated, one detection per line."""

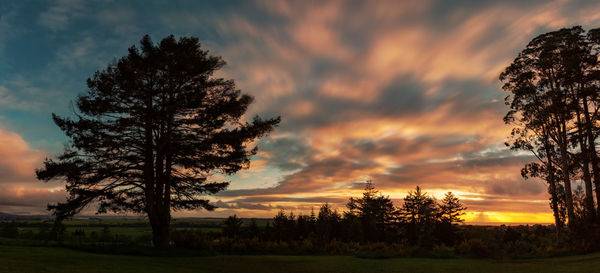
xmin=0 ymin=245 xmax=598 ymax=273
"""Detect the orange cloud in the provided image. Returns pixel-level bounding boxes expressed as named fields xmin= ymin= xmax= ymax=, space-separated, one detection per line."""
xmin=0 ymin=127 xmax=66 ymax=214
xmin=0 ymin=127 xmax=46 ymax=182
xmin=199 ymin=0 xmax=600 ymax=221
xmin=10 ymin=0 xmax=600 ymax=222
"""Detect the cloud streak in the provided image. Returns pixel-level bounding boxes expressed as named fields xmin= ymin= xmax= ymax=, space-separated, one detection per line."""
xmin=2 ymin=0 xmax=600 ymax=222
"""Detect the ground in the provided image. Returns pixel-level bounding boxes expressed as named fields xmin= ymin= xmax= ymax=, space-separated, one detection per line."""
xmin=0 ymin=244 xmax=597 ymax=273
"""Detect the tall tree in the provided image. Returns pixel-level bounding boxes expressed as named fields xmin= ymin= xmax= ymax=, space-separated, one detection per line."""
xmin=400 ymin=186 xmax=438 ymax=226
xmin=500 ymin=26 xmax=600 ymax=230
xmin=582 ymin=28 xmax=600 ymax=214
xmin=559 ymin=28 xmax=597 ymax=221
xmin=222 ymin=214 xmax=244 ymax=238
xmin=438 ymin=192 xmax=466 ymax=224
xmin=36 ymin=35 xmax=280 ymax=247
xmin=346 ymin=180 xmax=396 ymax=241
xmin=436 ymin=192 xmax=466 ymax=245
xmin=316 ymin=203 xmax=341 ymax=241
xmin=399 ymin=186 xmax=438 ymax=246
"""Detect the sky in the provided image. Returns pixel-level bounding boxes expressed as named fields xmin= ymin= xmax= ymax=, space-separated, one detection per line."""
xmin=1 ymin=0 xmax=600 ymax=223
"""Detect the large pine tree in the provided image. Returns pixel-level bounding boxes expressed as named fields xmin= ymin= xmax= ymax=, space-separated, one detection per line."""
xmin=36 ymin=35 xmax=280 ymax=247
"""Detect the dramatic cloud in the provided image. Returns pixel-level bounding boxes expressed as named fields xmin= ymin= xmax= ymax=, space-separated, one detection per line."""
xmin=0 ymin=127 xmax=45 ymax=183
xmin=1 ymin=0 xmax=600 ymax=222
xmin=0 ymin=127 xmax=64 ymax=214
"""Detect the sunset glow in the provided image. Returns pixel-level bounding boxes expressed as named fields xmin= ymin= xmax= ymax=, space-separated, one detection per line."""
xmin=2 ymin=0 xmax=600 ymax=224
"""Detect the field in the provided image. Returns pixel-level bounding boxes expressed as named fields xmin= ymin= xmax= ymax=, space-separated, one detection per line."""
xmin=0 ymin=244 xmax=598 ymax=273
xmin=5 ymin=217 xmax=260 ymax=241
xmin=2 ymin=218 xmax=598 ymax=272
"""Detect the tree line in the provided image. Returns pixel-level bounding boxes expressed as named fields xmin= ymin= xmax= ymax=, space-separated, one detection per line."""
xmin=0 ymin=182 xmax=586 ymax=257
xmin=222 ymin=181 xmax=466 ymax=248
xmin=202 ymin=183 xmax=564 ymax=258
xmin=501 ymin=25 xmax=600 ymax=241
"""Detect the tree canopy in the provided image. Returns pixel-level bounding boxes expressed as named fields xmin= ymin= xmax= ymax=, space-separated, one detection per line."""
xmin=501 ymin=25 xmax=600 ymax=238
xmin=36 ymin=35 xmax=280 ymax=247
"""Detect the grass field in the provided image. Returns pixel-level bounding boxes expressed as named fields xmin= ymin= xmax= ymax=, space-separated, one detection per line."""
xmin=6 ymin=218 xmax=231 ymax=240
xmin=0 ymin=244 xmax=597 ymax=273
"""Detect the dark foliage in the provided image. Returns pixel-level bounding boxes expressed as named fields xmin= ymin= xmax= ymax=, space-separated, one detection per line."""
xmin=501 ymin=26 xmax=600 ymax=243
xmin=346 ymin=180 xmax=397 ymax=242
xmin=0 ymin=221 xmax=18 ymax=238
xmin=238 ymin=182 xmax=468 ymax=249
xmin=222 ymin=214 xmax=243 ymax=238
xmin=35 ymin=35 xmax=280 ymax=247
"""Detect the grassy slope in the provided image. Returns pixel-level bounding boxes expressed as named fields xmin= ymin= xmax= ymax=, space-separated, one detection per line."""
xmin=0 ymin=245 xmax=597 ymax=273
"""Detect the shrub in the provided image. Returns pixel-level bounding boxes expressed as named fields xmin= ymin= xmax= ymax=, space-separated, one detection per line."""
xmin=300 ymin=238 xmax=315 ymax=254
xmin=0 ymin=221 xmax=18 ymax=238
xmin=457 ymin=239 xmax=492 ymax=258
xmin=429 ymin=244 xmax=456 ymax=258
xmin=172 ymin=230 xmax=207 ymax=249
xmin=507 ymin=240 xmax=537 ymax=257
xmin=356 ymin=242 xmax=400 ymax=259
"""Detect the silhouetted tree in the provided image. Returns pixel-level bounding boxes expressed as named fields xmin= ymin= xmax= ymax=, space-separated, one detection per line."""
xmin=401 ymin=186 xmax=438 ymax=225
xmin=346 ymin=180 xmax=396 ymax=241
xmin=223 ymin=214 xmax=243 ymax=238
xmin=263 ymin=221 xmax=273 ymax=240
xmin=295 ymin=214 xmax=313 ymax=239
xmin=36 ymin=35 xmax=280 ymax=247
xmin=316 ymin=203 xmax=341 ymax=241
xmin=501 ymin=26 xmax=600 ymax=231
xmin=400 ymin=186 xmax=438 ymax=246
xmin=438 ymin=192 xmax=466 ymax=224
xmin=272 ymin=210 xmax=295 ymax=241
xmin=246 ymin=218 xmax=260 ymax=238
xmin=341 ymin=211 xmax=362 ymax=242
xmin=246 ymin=186 xmax=469 ymax=249
xmin=437 ymin=192 xmax=466 ymax=245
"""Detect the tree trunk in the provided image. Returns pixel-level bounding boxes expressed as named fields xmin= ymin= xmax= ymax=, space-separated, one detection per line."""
xmin=576 ymin=111 xmax=596 ymax=220
xmin=548 ymin=173 xmax=564 ymax=239
xmin=589 ymin=142 xmax=600 ymax=215
xmin=544 ymin=137 xmax=563 ymax=239
xmin=143 ymin=94 xmax=171 ymax=247
xmin=560 ymin=150 xmax=576 ymax=230
xmin=590 ymin=146 xmax=600 ymax=215
xmin=582 ymin=96 xmax=600 ymax=215
xmin=148 ymin=162 xmax=172 ymax=248
xmin=151 ymin=215 xmax=171 ymax=248
xmin=558 ymin=120 xmax=576 ymax=230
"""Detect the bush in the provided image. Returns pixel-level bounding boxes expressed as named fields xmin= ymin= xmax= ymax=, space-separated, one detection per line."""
xmin=172 ymin=230 xmax=207 ymax=249
xmin=457 ymin=239 xmax=492 ymax=258
xmin=429 ymin=244 xmax=456 ymax=258
xmin=507 ymin=240 xmax=537 ymax=257
xmin=356 ymin=242 xmax=402 ymax=259
xmin=300 ymin=238 xmax=315 ymax=254
xmin=543 ymin=245 xmax=571 ymax=257
xmin=0 ymin=221 xmax=18 ymax=238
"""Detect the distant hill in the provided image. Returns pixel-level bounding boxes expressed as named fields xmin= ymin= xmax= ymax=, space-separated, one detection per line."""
xmin=0 ymin=212 xmax=16 ymax=218
xmin=0 ymin=212 xmax=52 ymax=219
xmin=0 ymin=213 xmax=268 ymax=220
xmin=0 ymin=213 xmax=143 ymax=220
